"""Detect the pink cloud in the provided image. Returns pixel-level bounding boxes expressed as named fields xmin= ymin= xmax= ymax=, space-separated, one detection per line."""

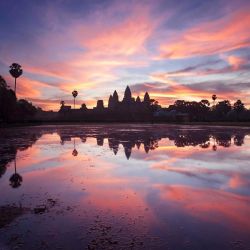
xmin=159 ymin=10 xmax=250 ymax=59
xmin=10 ymin=2 xmax=159 ymax=110
xmin=3 ymin=75 xmax=54 ymax=99
xmin=156 ymin=184 xmax=250 ymax=230
xmin=226 ymin=55 xmax=248 ymax=70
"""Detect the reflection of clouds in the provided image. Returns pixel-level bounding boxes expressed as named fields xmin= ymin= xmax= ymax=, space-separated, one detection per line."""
xmin=148 ymin=140 xmax=250 ymax=194
xmin=228 ymin=174 xmax=250 ymax=189
xmin=19 ymin=147 xmax=155 ymax=232
xmin=152 ymin=164 xmax=250 ymax=191
xmin=155 ymin=184 xmax=250 ymax=231
xmin=1 ymin=125 xmax=250 ymax=181
xmin=1 ymin=125 xmax=250 ymax=246
xmin=133 ymin=137 xmax=250 ymax=164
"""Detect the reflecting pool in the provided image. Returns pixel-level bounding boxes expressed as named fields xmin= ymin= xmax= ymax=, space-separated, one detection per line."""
xmin=0 ymin=124 xmax=250 ymax=249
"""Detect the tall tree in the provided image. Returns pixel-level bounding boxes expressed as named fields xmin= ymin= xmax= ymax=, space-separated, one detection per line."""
xmin=9 ymin=63 xmax=23 ymax=95
xmin=72 ymin=90 xmax=78 ymax=109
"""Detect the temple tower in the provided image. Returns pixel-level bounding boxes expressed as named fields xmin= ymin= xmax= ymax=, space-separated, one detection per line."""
xmin=144 ymin=92 xmax=150 ymax=105
xmin=123 ymin=86 xmax=132 ymax=103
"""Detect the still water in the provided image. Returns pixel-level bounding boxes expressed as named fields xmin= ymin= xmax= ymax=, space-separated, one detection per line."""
xmin=0 ymin=124 xmax=250 ymax=250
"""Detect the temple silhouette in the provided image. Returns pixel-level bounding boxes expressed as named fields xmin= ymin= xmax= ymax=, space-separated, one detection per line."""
xmin=2 ymin=71 xmax=250 ymax=123
xmin=58 ymin=86 xmax=155 ymax=122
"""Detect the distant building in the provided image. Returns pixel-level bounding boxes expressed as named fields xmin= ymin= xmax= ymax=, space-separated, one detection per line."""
xmin=96 ymin=100 xmax=104 ymax=110
xmin=59 ymin=105 xmax=71 ymax=112
xmin=57 ymin=86 xmax=155 ymax=121
xmin=107 ymin=86 xmax=152 ymax=110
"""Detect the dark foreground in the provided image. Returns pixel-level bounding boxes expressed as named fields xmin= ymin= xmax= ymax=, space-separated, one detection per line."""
xmin=0 ymin=124 xmax=250 ymax=250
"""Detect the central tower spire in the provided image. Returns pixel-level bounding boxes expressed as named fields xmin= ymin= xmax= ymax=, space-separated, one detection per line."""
xmin=123 ymin=86 xmax=132 ymax=103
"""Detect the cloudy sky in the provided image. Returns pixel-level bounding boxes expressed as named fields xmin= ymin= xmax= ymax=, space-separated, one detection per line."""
xmin=1 ymin=0 xmax=250 ymax=110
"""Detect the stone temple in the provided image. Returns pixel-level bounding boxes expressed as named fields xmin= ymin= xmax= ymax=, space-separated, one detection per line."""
xmin=58 ymin=86 xmax=155 ymax=122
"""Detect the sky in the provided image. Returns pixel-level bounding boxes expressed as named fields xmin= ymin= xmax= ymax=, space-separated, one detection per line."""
xmin=0 ymin=0 xmax=250 ymax=110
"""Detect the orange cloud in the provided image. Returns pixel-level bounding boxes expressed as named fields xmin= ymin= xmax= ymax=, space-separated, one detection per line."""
xmin=27 ymin=97 xmax=99 ymax=110
xmin=134 ymin=84 xmax=234 ymax=107
xmin=159 ymin=10 xmax=250 ymax=59
xmin=4 ymin=75 xmax=53 ymax=99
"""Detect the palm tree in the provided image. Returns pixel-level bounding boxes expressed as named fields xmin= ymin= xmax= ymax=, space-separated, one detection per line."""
xmin=212 ymin=94 xmax=217 ymax=106
xmin=9 ymin=63 xmax=23 ymax=95
xmin=9 ymin=158 xmax=23 ymax=188
xmin=72 ymin=90 xmax=78 ymax=109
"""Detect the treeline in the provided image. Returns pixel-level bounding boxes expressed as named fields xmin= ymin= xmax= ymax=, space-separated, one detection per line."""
xmin=0 ymin=76 xmax=40 ymax=122
xmin=156 ymin=98 xmax=250 ymax=122
xmin=1 ymin=73 xmax=250 ymax=123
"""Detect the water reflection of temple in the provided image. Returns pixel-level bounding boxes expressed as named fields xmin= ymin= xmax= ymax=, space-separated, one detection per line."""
xmin=0 ymin=126 xmax=249 ymax=182
xmin=59 ymin=131 xmax=161 ymax=159
xmin=57 ymin=127 xmax=249 ymax=158
xmin=107 ymin=137 xmax=160 ymax=159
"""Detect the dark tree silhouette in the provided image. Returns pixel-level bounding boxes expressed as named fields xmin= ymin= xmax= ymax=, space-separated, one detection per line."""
xmin=0 ymin=76 xmax=16 ymax=122
xmin=72 ymin=90 xmax=78 ymax=109
xmin=9 ymin=63 xmax=23 ymax=95
xmin=214 ymin=100 xmax=232 ymax=119
xmin=81 ymin=103 xmax=87 ymax=110
xmin=168 ymin=99 xmax=211 ymax=121
xmin=0 ymin=76 xmax=38 ymax=122
xmin=0 ymin=75 xmax=7 ymax=88
xmin=233 ymin=100 xmax=245 ymax=113
xmin=201 ymin=99 xmax=210 ymax=107
xmin=17 ymin=99 xmax=37 ymax=117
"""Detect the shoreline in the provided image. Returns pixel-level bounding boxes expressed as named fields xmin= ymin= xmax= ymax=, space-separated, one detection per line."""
xmin=1 ymin=121 xmax=250 ymax=128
